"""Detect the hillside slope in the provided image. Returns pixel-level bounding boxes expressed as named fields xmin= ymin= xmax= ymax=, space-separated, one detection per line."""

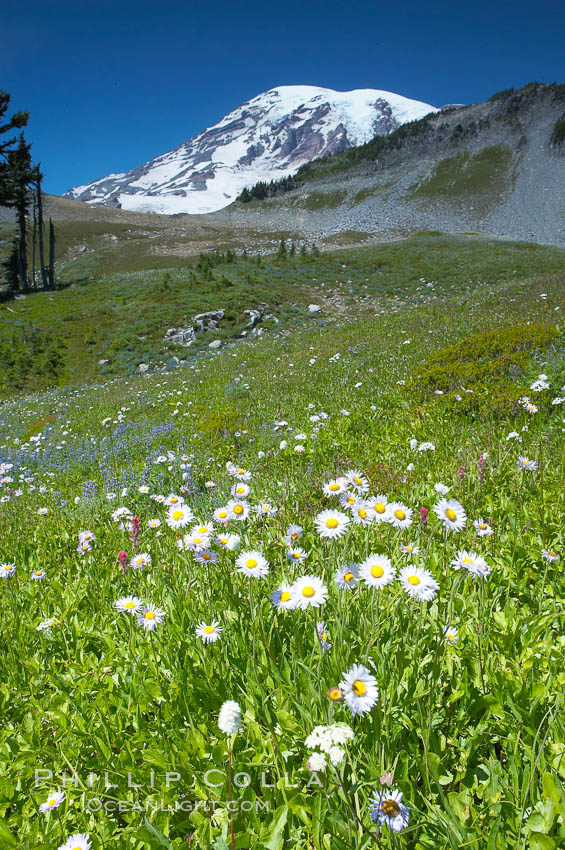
xmin=217 ymin=83 xmax=565 ymax=247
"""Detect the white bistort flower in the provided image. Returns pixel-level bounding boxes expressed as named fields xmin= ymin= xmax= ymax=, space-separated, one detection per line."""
xmin=218 ymin=700 xmax=242 ymax=734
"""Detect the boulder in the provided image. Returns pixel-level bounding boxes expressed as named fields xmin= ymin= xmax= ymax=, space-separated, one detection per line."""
xmin=193 ymin=309 xmax=225 ymax=332
xmin=166 ymin=327 xmax=195 ymax=347
xmin=209 ymin=339 xmax=222 ymax=350
xmin=308 ymin=304 xmax=322 ymax=313
xmin=244 ymin=303 xmax=269 ymax=330
xmin=98 ymin=359 xmax=109 ymax=366
xmin=138 ymin=363 xmax=149 ymax=373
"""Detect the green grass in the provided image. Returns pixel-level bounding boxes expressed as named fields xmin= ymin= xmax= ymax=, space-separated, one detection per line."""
xmin=0 ymin=244 xmax=564 ymax=848
xmin=411 ymin=146 xmax=514 ymax=201
xmin=2 ymin=233 xmax=565 ymax=396
xmin=297 ymin=191 xmax=348 ymax=211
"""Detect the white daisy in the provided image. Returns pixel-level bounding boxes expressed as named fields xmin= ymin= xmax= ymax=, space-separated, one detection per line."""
xmin=443 ymin=626 xmax=459 ymax=645
xmin=517 ymin=456 xmax=537 ymax=471
xmin=291 ymin=575 xmax=328 ymax=609
xmin=542 ymin=548 xmax=559 ymax=563
xmin=270 ymin=583 xmax=295 ymax=610
xmin=0 ymin=563 xmax=16 ymax=578
xmin=166 ymin=504 xmax=194 ymax=529
xmin=216 ymin=533 xmax=240 ymax=551
xmin=365 ymin=495 xmax=389 ymax=521
xmin=314 ymin=509 xmax=350 ymax=539
xmin=130 ymin=552 xmax=151 ymax=570
xmin=340 ymin=664 xmax=379 ymax=715
xmin=236 ymin=550 xmax=269 ymax=578
xmin=350 ymin=499 xmax=373 ymax=526
xmin=115 ymin=596 xmax=143 ymax=613
xmin=58 ymin=834 xmax=91 ymax=850
xmin=226 ymin=498 xmax=251 ymax=521
xmin=213 ymin=506 xmax=231 ymax=523
xmin=359 ymin=554 xmax=395 ymax=588
xmin=195 ymin=620 xmax=223 ymax=643
xmin=137 ymin=605 xmax=165 ymax=631
xmin=287 ymin=547 xmax=309 ymax=564
xmin=345 ymin=470 xmax=369 ymax=493
xmin=323 ymin=478 xmax=348 ymax=497
xmin=31 ymin=568 xmax=47 ymax=581
xmin=398 ymin=566 xmax=439 ymax=601
xmin=231 ymin=482 xmax=250 ymax=497
xmin=369 ymin=788 xmax=410 ymax=833
xmin=334 ymin=563 xmax=358 ymax=590
xmin=433 ymin=498 xmax=467 ymax=532
xmin=474 ymin=518 xmax=493 ymax=537
xmin=39 ymin=790 xmax=65 ymax=813
xmin=387 ymin=502 xmax=413 ymax=529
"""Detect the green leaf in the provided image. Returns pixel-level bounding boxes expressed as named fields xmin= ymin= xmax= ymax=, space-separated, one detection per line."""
xmin=142 ymin=816 xmax=174 ymax=850
xmin=259 ymin=804 xmax=288 ymax=850
xmin=529 ymin=834 xmax=557 ymax=850
xmin=0 ymin=821 xmax=17 ymax=848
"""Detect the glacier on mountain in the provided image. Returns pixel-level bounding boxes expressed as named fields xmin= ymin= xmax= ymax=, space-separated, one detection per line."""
xmin=65 ymin=85 xmax=438 ymax=215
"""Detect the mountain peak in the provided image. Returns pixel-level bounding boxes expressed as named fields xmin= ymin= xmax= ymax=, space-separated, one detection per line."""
xmin=64 ymin=85 xmax=438 ymax=215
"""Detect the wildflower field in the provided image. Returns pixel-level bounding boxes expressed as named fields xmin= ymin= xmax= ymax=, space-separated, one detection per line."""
xmin=0 ymin=236 xmax=564 ymax=849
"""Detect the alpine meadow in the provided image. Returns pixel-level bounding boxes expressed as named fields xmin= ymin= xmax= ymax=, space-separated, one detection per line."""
xmin=1 ymin=28 xmax=565 ymax=850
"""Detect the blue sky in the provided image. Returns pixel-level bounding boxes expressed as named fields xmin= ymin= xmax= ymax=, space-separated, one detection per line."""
xmin=2 ymin=0 xmax=564 ymax=195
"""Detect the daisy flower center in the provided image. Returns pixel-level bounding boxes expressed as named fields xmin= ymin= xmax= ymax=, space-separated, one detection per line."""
xmin=329 ymin=484 xmax=340 ymax=491
xmin=479 ymin=524 xmax=487 ymax=530
xmin=382 ymin=799 xmax=401 ymax=817
xmin=145 ymin=611 xmax=156 ymax=620
xmin=371 ymin=565 xmax=384 ymax=578
xmin=375 ymin=503 xmax=386 ymax=513
xmin=462 ymin=558 xmax=473 ymax=564
xmin=358 ymin=509 xmax=367 ymax=519
xmin=280 ymin=591 xmax=291 ymax=602
xmin=346 ymin=496 xmax=355 ymax=504
xmin=326 ymin=518 xmax=339 ymax=529
xmin=291 ymin=533 xmax=298 ymax=541
xmin=344 ymin=572 xmax=354 ymax=583
xmin=246 ymin=559 xmax=257 ymax=568
xmin=218 ymin=511 xmax=227 ymax=518
xmin=328 ymin=688 xmax=342 ymax=701
xmin=354 ymin=477 xmax=362 ymax=485
xmin=302 ymin=586 xmax=315 ymax=598
xmin=234 ymin=505 xmax=243 ymax=515
xmin=48 ymin=798 xmax=57 ymax=806
xmin=170 ymin=497 xmax=179 ymax=504
xmin=202 ymin=554 xmax=211 ymax=560
xmin=352 ymin=680 xmax=366 ymax=696
xmin=408 ymin=575 xmax=420 ymax=586
xmin=203 ymin=626 xmax=215 ymax=634
xmin=220 ymin=538 xmax=228 ymax=544
xmin=445 ymin=508 xmax=457 ymax=521
xmin=394 ymin=509 xmax=405 ymax=520
xmin=237 ymin=469 xmax=244 ymax=475
xmin=193 ymin=537 xmax=202 ymax=544
xmin=125 ymin=602 xmax=135 ymax=609
xmin=172 ymin=510 xmax=183 ymax=521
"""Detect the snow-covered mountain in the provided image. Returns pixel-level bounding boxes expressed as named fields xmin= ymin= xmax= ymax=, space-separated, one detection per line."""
xmin=64 ymin=85 xmax=438 ymax=215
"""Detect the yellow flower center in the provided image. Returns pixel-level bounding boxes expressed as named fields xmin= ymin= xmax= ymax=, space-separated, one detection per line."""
xmin=291 ymin=533 xmax=298 ymax=541
xmin=344 ymin=572 xmax=354 ymax=583
xmin=381 ymin=799 xmax=401 ymax=817
xmin=170 ymin=497 xmax=178 ymax=504
xmin=462 ymin=558 xmax=473 ymax=564
xmin=479 ymin=524 xmax=487 ymax=530
xmin=359 ymin=509 xmax=367 ymax=519
xmin=326 ymin=518 xmax=339 ymax=529
xmin=193 ymin=537 xmax=202 ymax=544
xmin=234 ymin=505 xmax=244 ymax=515
xmin=371 ymin=565 xmax=384 ymax=578
xmin=329 ymin=688 xmax=342 ymax=701
xmin=445 ymin=508 xmax=457 ymax=522
xmin=220 ymin=538 xmax=228 ymax=545
xmin=375 ymin=503 xmax=386 ymax=514
xmin=236 ymin=486 xmax=245 ymax=494
xmin=346 ymin=495 xmax=355 ymax=504
xmin=203 ymin=626 xmax=215 ymax=634
xmin=198 ymin=526 xmax=207 ymax=533
xmin=35 ymin=570 xmax=42 ymax=575
xmin=218 ymin=511 xmax=227 ymax=518
xmin=145 ymin=611 xmax=156 ymax=620
xmin=354 ymin=477 xmax=362 ymax=485
xmin=172 ymin=510 xmax=183 ymax=521
xmin=237 ymin=469 xmax=244 ymax=475
xmin=48 ymin=798 xmax=56 ymax=806
xmin=202 ymin=554 xmax=211 ymax=560
xmin=394 ymin=509 xmax=405 ymax=520
xmin=302 ymin=586 xmax=315 ymax=598
xmin=125 ymin=602 xmax=135 ymax=609
xmin=280 ymin=591 xmax=291 ymax=602
xmin=292 ymin=552 xmax=301 ymax=559
xmin=352 ymin=680 xmax=366 ymax=696
xmin=329 ymin=483 xmax=340 ymax=491
xmin=246 ymin=559 xmax=257 ymax=568
xmin=408 ymin=575 xmax=420 ymax=585
xmin=321 ymin=632 xmax=327 ymax=640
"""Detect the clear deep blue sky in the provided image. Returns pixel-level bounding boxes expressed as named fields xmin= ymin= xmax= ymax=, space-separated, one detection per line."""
xmin=2 ymin=0 xmax=564 ymax=195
